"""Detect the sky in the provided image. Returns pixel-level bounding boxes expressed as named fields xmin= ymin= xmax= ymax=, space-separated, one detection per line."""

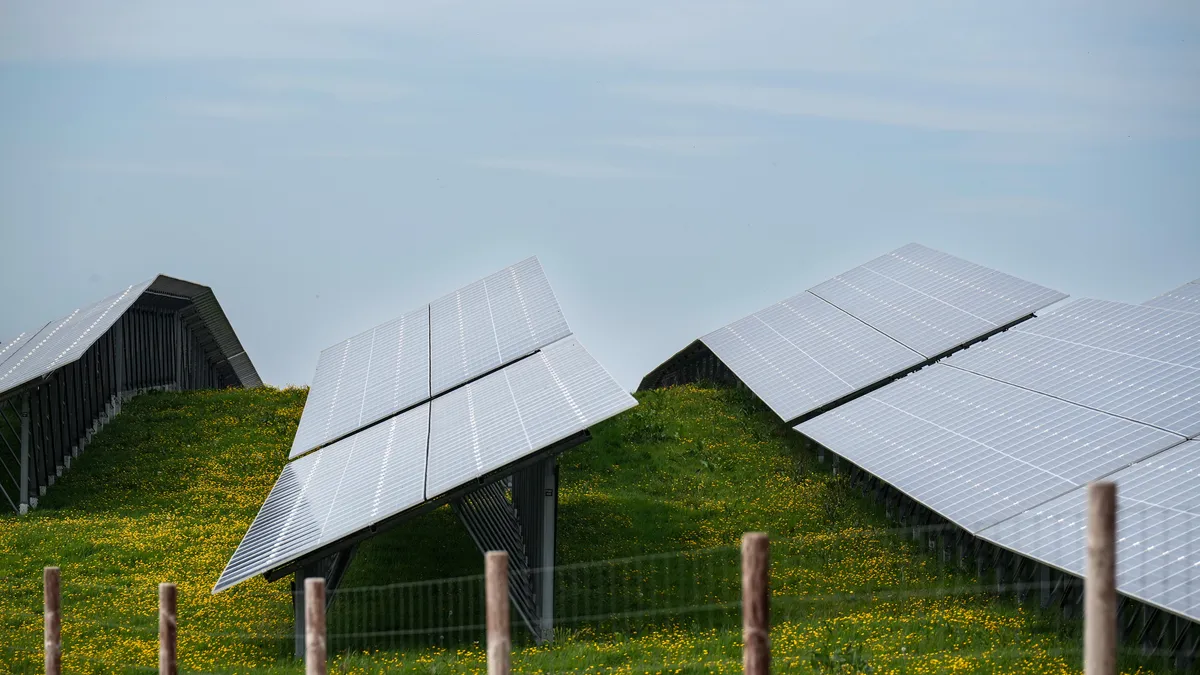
xmin=1 ymin=1 xmax=1197 ymax=390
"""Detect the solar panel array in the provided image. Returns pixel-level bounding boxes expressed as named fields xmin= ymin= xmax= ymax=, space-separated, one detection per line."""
xmin=947 ymin=299 xmax=1200 ymax=437
xmin=808 ymin=243 xmax=1066 ymax=358
xmin=1145 ymin=279 xmax=1200 ymax=315
xmin=219 ymin=258 xmax=635 ymax=592
xmin=692 ymin=243 xmax=1065 ymax=423
xmin=980 ymin=440 xmax=1200 ymax=621
xmin=0 ymin=281 xmax=154 ymax=396
xmin=701 ymin=292 xmax=924 ymax=422
xmin=290 ymin=257 xmax=572 ymax=457
xmin=796 ymin=289 xmax=1200 ymax=622
xmin=796 ymin=365 xmax=1182 ymax=532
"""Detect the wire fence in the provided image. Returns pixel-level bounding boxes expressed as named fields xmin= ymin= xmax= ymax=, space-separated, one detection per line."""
xmin=3 ymin=524 xmax=1196 ymax=674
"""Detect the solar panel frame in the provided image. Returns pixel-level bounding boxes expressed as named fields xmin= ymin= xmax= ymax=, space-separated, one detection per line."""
xmin=699 ymin=292 xmax=925 ymax=422
xmin=1144 ymin=280 xmax=1200 ymax=315
xmin=808 ymin=243 xmax=1067 ymax=358
xmin=979 ymin=440 xmax=1200 ymax=622
xmin=425 ymin=337 xmax=635 ymax=500
xmin=796 ymin=364 xmax=1184 ymax=533
xmin=289 ymin=305 xmax=431 ymax=458
xmin=945 ymin=299 xmax=1200 ymax=438
xmin=214 ymin=403 xmax=431 ymax=593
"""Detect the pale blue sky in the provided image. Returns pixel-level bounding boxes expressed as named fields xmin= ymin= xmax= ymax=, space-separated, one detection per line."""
xmin=1 ymin=1 xmax=1197 ymax=389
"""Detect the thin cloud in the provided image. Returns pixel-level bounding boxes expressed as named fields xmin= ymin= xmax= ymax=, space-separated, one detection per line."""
xmin=49 ymin=160 xmax=236 ymax=177
xmin=933 ymin=196 xmax=1084 ymax=219
xmin=618 ymin=83 xmax=1094 ymax=136
xmin=243 ymin=75 xmax=409 ymax=103
xmin=468 ymin=157 xmax=662 ymax=179
xmin=172 ymin=100 xmax=300 ymax=121
xmin=599 ymin=135 xmax=758 ymax=156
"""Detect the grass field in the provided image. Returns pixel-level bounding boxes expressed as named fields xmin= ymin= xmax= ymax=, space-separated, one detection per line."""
xmin=0 ymin=384 xmax=1181 ymax=673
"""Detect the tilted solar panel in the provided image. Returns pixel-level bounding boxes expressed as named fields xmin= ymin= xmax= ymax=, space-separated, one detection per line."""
xmin=796 ymin=364 xmax=1182 ymax=532
xmin=0 ymin=280 xmax=154 ymax=396
xmin=808 ymin=243 xmax=1066 ymax=358
xmin=979 ymin=440 xmax=1200 ymax=623
xmin=289 ymin=306 xmax=430 ymax=458
xmin=700 ymin=292 xmax=924 ymax=422
xmin=1144 ymin=279 xmax=1200 ymax=315
xmin=214 ymin=404 xmax=431 ymax=593
xmin=426 ymin=337 xmax=636 ymax=500
xmin=430 ymin=257 xmax=571 ymax=396
xmin=946 ymin=299 xmax=1200 ymax=438
xmin=0 ymin=329 xmax=43 ymax=369
xmin=290 ymin=258 xmax=572 ymax=457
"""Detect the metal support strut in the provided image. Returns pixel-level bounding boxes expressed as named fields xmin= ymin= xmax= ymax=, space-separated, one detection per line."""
xmin=454 ymin=456 xmax=559 ymax=644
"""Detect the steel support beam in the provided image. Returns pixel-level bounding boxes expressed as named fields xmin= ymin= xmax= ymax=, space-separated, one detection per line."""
xmin=18 ymin=394 xmax=30 ymax=514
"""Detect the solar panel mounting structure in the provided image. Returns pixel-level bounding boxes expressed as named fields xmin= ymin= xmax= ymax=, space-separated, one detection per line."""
xmin=215 ymin=257 xmax=635 ymax=655
xmin=0 ymin=276 xmax=259 ymax=514
xmin=638 ymin=243 xmax=1066 ymax=426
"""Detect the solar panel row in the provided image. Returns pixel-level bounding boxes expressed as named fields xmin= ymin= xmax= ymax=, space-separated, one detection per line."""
xmin=0 ymin=281 xmax=154 ymax=396
xmin=798 ymin=294 xmax=1200 ymax=622
xmin=289 ymin=257 xmax=572 ymax=458
xmin=809 ymin=243 xmax=1066 ymax=358
xmin=796 ymin=364 xmax=1182 ymax=532
xmin=946 ymin=299 xmax=1200 ymax=437
xmin=1145 ymin=279 xmax=1200 ymax=315
xmin=701 ymin=292 xmax=923 ymax=422
xmin=689 ymin=243 xmax=1066 ymax=424
xmin=979 ymin=440 xmax=1200 ymax=622
xmin=216 ymin=337 xmax=634 ymax=592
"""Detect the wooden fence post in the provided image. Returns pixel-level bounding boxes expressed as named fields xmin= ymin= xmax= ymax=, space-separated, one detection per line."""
xmin=305 ymin=578 xmax=326 ymax=675
xmin=44 ymin=566 xmax=61 ymax=675
xmin=742 ymin=532 xmax=770 ymax=675
xmin=486 ymin=551 xmax=511 ymax=675
xmin=159 ymin=583 xmax=177 ymax=675
xmin=1086 ymin=482 xmax=1117 ymax=675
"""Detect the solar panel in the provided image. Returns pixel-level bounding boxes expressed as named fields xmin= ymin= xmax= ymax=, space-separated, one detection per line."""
xmin=946 ymin=299 xmax=1200 ymax=438
xmin=0 ymin=329 xmax=43 ymax=369
xmin=214 ymin=404 xmax=431 ymax=593
xmin=700 ymin=292 xmax=924 ymax=422
xmin=1144 ymin=279 xmax=1200 ymax=315
xmin=430 ymin=257 xmax=571 ymax=396
xmin=979 ymin=440 xmax=1200 ymax=622
xmin=289 ymin=306 xmax=430 ymax=458
xmin=808 ymin=243 xmax=1067 ymax=357
xmin=425 ymin=337 xmax=635 ymax=500
xmin=796 ymin=364 xmax=1183 ymax=532
xmin=0 ymin=280 xmax=154 ymax=396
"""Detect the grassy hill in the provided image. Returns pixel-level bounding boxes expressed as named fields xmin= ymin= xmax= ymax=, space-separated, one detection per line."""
xmin=0 ymin=385 xmax=1176 ymax=673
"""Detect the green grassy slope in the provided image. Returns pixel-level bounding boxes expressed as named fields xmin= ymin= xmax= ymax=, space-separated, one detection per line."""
xmin=0 ymin=385 xmax=1176 ymax=673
